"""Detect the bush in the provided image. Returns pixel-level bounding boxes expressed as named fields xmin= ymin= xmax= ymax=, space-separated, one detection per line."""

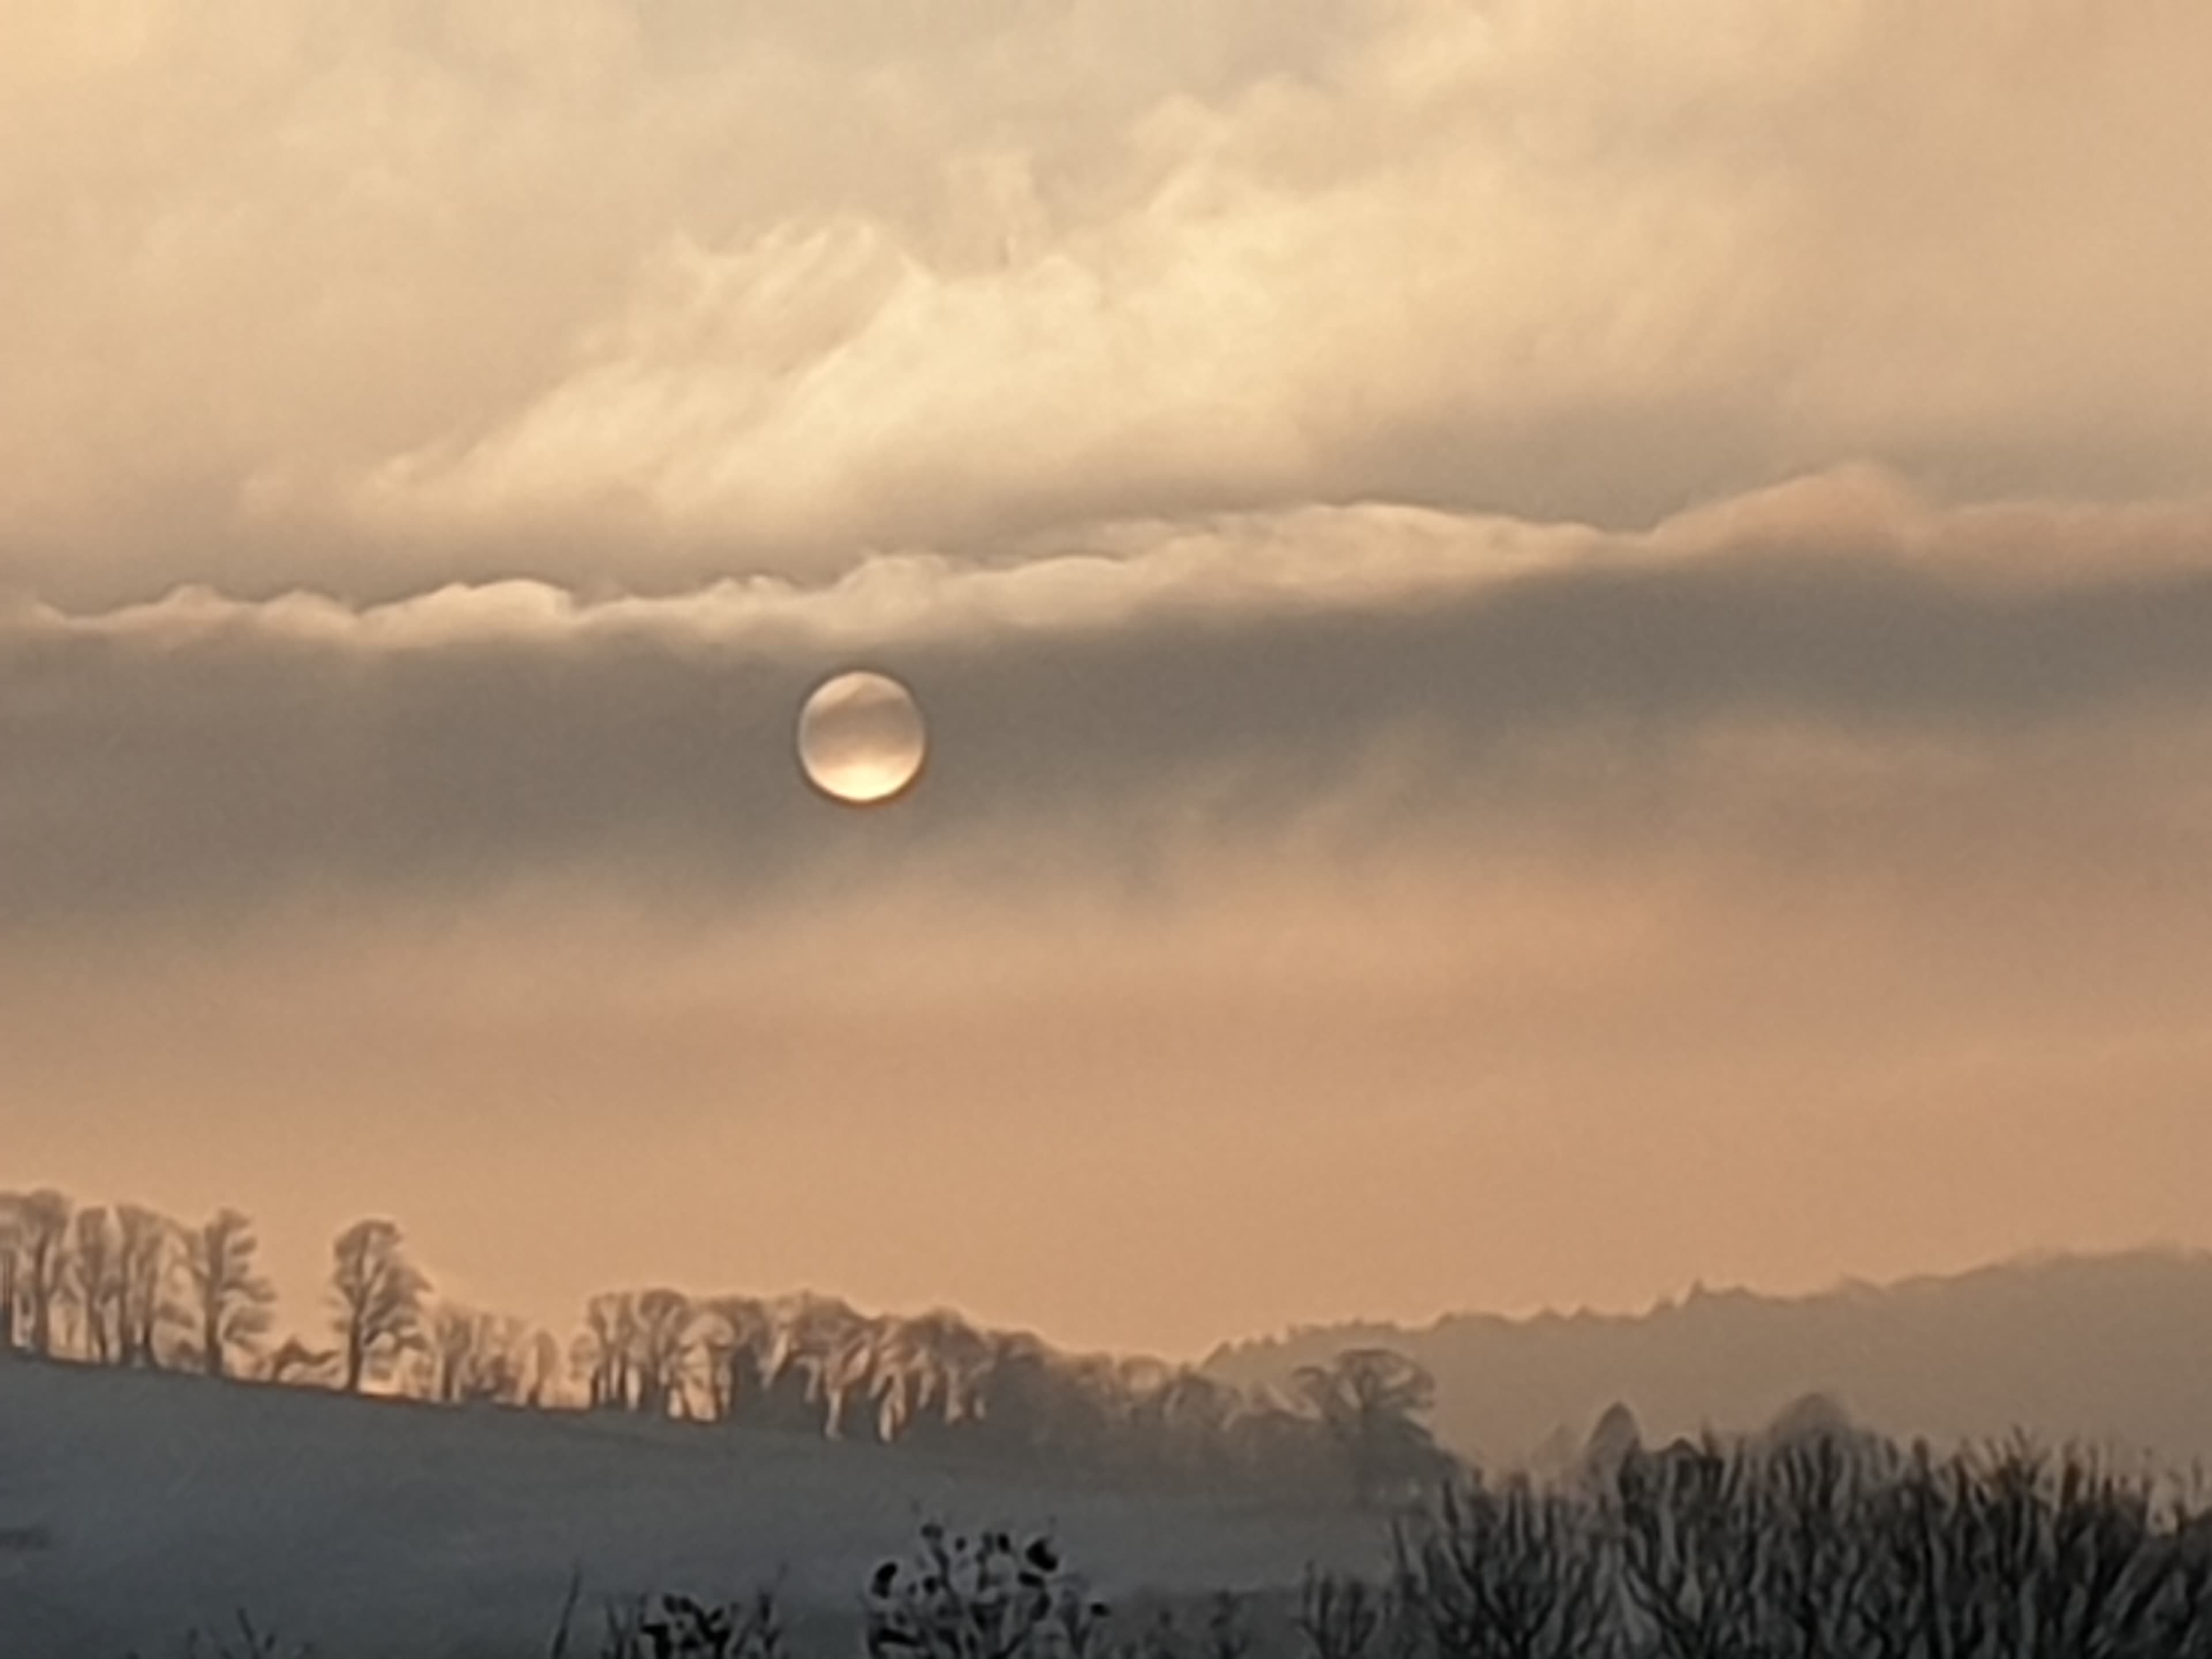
xmin=132 ymin=1445 xmax=2212 ymax=1659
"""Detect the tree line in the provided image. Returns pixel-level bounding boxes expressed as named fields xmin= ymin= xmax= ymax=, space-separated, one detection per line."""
xmin=1296 ymin=1419 xmax=2212 ymax=1658
xmin=0 ymin=1191 xmax=273 ymax=1383
xmin=0 ymin=1186 xmax=1452 ymax=1506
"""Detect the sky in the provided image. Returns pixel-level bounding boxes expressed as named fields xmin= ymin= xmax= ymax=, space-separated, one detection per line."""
xmin=4 ymin=0 xmax=2212 ymax=1362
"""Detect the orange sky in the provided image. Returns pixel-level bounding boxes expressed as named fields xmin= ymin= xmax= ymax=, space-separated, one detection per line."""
xmin=4 ymin=2 xmax=2212 ymax=1362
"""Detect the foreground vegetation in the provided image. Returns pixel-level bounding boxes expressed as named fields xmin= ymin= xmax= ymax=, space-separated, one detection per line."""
xmin=126 ymin=1428 xmax=2212 ymax=1659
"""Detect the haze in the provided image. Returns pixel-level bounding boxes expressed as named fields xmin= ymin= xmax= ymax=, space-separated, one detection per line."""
xmin=4 ymin=1 xmax=2211 ymax=1362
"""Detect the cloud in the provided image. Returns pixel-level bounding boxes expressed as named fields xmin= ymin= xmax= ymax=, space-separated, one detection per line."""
xmin=3 ymin=2 xmax=2209 ymax=604
xmin=5 ymin=472 xmax=2211 ymax=934
xmin=7 ymin=4 xmax=2212 ymax=1354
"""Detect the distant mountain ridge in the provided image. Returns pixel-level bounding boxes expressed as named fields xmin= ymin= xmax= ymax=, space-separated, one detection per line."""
xmin=1200 ymin=1248 xmax=2212 ymax=1468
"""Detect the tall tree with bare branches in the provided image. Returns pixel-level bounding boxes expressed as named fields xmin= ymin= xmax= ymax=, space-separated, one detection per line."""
xmin=0 ymin=1194 xmax=20 ymax=1350
xmin=115 ymin=1204 xmax=181 ymax=1368
xmin=72 ymin=1207 xmax=123 ymax=1365
xmin=328 ymin=1218 xmax=429 ymax=1394
xmin=185 ymin=1209 xmax=276 ymax=1380
xmin=13 ymin=1189 xmax=73 ymax=1359
xmin=575 ymin=1291 xmax=640 ymax=1411
xmin=427 ymin=1305 xmax=540 ymax=1404
xmin=631 ymin=1288 xmax=697 ymax=1419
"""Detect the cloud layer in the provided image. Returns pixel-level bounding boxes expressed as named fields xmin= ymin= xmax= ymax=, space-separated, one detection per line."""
xmin=7 ymin=3 xmax=2212 ymax=1355
xmin=9 ymin=475 xmax=2212 ymax=1353
xmin=1 ymin=474 xmax=2207 ymax=933
xmin=6 ymin=2 xmax=2211 ymax=603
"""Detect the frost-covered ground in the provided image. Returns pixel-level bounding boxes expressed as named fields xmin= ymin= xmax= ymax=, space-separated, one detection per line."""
xmin=0 ymin=1359 xmax=1384 ymax=1659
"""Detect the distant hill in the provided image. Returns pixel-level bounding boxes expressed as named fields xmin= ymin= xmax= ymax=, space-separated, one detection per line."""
xmin=1202 ymin=1249 xmax=2212 ymax=1468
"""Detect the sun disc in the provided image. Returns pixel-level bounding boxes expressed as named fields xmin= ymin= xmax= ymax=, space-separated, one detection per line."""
xmin=796 ymin=670 xmax=927 ymax=805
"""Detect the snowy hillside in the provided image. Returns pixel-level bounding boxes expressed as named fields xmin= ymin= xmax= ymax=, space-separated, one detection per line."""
xmin=0 ymin=1358 xmax=1385 ymax=1659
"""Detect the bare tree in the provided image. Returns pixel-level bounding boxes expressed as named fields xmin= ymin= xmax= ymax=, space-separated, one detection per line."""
xmin=1391 ymin=1476 xmax=1610 ymax=1659
xmin=427 ymin=1304 xmax=540 ymax=1404
xmin=760 ymin=1293 xmax=874 ymax=1437
xmin=968 ymin=1331 xmax=1062 ymax=1457
xmin=429 ymin=1303 xmax=482 ymax=1404
xmin=1175 ymin=1373 xmax=1249 ymax=1479
xmin=891 ymin=1310 xmax=995 ymax=1440
xmin=575 ymin=1290 xmax=641 ymax=1411
xmin=524 ymin=1326 xmax=563 ymax=1408
xmin=13 ymin=1189 xmax=73 ymax=1359
xmin=0 ymin=1193 xmax=22 ymax=1350
xmin=696 ymin=1294 xmax=774 ymax=1423
xmin=72 ymin=1207 xmax=123 ymax=1365
xmin=1756 ymin=1413 xmax=1884 ymax=1658
xmin=185 ymin=1209 xmax=276 ymax=1380
xmin=631 ymin=1288 xmax=697 ymax=1419
xmin=1615 ymin=1436 xmax=1774 ymax=1659
xmin=115 ymin=1203 xmax=181 ymax=1368
xmin=831 ymin=1306 xmax=953 ymax=1445
xmin=327 ymin=1218 xmax=429 ymax=1393
xmin=1293 ymin=1348 xmax=1452 ymax=1509
xmin=1294 ymin=1567 xmax=1396 ymax=1659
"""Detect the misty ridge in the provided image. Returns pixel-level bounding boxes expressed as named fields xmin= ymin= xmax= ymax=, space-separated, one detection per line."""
xmin=18 ymin=1185 xmax=2212 ymax=1493
xmin=1209 ymin=1248 xmax=2212 ymax=1474
xmin=0 ymin=1188 xmax=1455 ymax=1509
xmin=7 ymin=1187 xmax=2212 ymax=1656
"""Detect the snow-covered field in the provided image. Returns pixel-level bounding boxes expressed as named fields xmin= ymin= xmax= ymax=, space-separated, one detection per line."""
xmin=0 ymin=1358 xmax=1384 ymax=1659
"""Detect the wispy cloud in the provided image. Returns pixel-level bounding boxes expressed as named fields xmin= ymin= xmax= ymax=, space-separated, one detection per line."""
xmin=5 ymin=3 xmax=2209 ymax=602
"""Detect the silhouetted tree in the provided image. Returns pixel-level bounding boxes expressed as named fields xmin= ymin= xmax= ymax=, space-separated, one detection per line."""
xmin=1145 ymin=1369 xmax=1241 ymax=1482
xmin=327 ymin=1218 xmax=429 ymax=1393
xmin=72 ymin=1206 xmax=123 ymax=1365
xmin=12 ymin=1188 xmax=72 ymax=1359
xmin=969 ymin=1332 xmax=1061 ymax=1456
xmin=115 ymin=1203 xmax=181 ymax=1368
xmin=1615 ymin=1434 xmax=1768 ymax=1659
xmin=575 ymin=1290 xmax=641 ymax=1411
xmin=1294 ymin=1566 xmax=1396 ymax=1659
xmin=872 ymin=1308 xmax=993 ymax=1445
xmin=523 ymin=1326 xmax=563 ymax=1407
xmin=697 ymin=1294 xmax=774 ymax=1423
xmin=631 ymin=1287 xmax=697 ymax=1419
xmin=185 ymin=1208 xmax=276 ymax=1380
xmin=0 ymin=1193 xmax=22 ymax=1349
xmin=1758 ymin=1406 xmax=1884 ymax=1657
xmin=1392 ymin=1476 xmax=1611 ymax=1659
xmin=1293 ymin=1348 xmax=1451 ymax=1509
xmin=1843 ymin=1434 xmax=2212 ymax=1659
xmin=428 ymin=1304 xmax=483 ymax=1404
xmin=764 ymin=1293 xmax=874 ymax=1437
xmin=427 ymin=1304 xmax=542 ymax=1405
xmin=567 ymin=1282 xmax=1388 ymax=1500
xmin=1226 ymin=1395 xmax=1349 ymax=1499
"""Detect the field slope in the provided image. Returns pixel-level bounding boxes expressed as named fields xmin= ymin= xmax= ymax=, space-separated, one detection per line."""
xmin=0 ymin=1359 xmax=1381 ymax=1659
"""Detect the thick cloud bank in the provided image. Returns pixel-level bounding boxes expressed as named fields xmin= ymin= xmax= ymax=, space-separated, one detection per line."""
xmin=5 ymin=472 xmax=2211 ymax=930
xmin=5 ymin=2 xmax=2210 ymax=601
